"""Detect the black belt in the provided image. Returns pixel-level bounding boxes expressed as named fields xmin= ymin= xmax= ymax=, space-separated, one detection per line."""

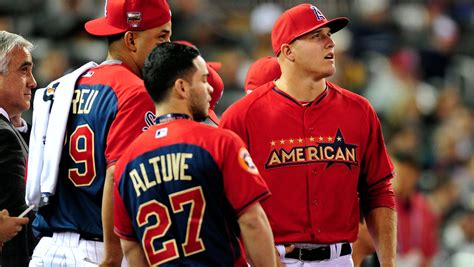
xmin=285 ymin=242 xmax=351 ymax=261
xmin=45 ymin=232 xmax=103 ymax=242
xmin=79 ymin=232 xmax=103 ymax=242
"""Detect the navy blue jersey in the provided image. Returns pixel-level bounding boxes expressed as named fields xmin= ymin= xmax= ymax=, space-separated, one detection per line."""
xmin=33 ymin=62 xmax=155 ymax=238
xmin=114 ymin=118 xmax=270 ymax=266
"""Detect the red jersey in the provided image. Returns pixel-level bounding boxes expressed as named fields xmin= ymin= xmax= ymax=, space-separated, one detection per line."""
xmin=220 ymin=81 xmax=395 ymax=244
xmin=114 ymin=117 xmax=270 ymax=266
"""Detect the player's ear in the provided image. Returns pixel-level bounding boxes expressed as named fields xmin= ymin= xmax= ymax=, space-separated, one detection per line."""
xmin=174 ymin=78 xmax=189 ymax=99
xmin=281 ymin=44 xmax=295 ymax=62
xmin=124 ymin=31 xmax=137 ymax=52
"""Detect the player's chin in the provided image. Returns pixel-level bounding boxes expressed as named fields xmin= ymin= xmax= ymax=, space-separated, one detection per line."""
xmin=324 ymin=66 xmax=336 ymax=77
xmin=22 ymin=101 xmax=31 ymax=111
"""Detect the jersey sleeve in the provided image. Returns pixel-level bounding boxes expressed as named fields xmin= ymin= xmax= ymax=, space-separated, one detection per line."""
xmin=359 ymin=104 xmax=395 ymax=213
xmin=105 ymin=85 xmax=155 ymax=167
xmin=219 ymin=130 xmax=270 ymax=216
xmin=220 ymin=103 xmax=249 ymax=145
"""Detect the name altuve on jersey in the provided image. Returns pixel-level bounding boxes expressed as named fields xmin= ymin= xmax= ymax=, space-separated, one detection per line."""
xmin=129 ymin=152 xmax=194 ymax=197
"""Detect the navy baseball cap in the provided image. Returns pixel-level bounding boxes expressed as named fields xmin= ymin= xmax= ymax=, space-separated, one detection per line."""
xmin=85 ymin=0 xmax=171 ymax=36
xmin=272 ymin=3 xmax=349 ymax=56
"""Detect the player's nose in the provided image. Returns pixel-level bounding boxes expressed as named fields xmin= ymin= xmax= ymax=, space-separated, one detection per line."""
xmin=27 ymin=71 xmax=37 ymax=89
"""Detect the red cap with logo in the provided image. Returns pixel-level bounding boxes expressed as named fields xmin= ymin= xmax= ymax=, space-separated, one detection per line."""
xmin=207 ymin=63 xmax=224 ymax=125
xmin=244 ymin=56 xmax=281 ymax=95
xmin=85 ymin=0 xmax=171 ymax=36
xmin=271 ymin=3 xmax=349 ymax=55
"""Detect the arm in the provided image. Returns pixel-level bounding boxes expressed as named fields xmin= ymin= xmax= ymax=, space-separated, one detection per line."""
xmin=238 ymin=202 xmax=276 ymax=267
xmin=0 ymin=126 xmax=27 ymax=214
xmin=352 ymin=221 xmax=375 ymax=267
xmin=120 ymin=238 xmax=148 ymax=266
xmin=359 ymin=104 xmax=396 ymax=266
xmin=100 ymin=165 xmax=123 ymax=266
xmin=365 ymin=207 xmax=396 ymax=267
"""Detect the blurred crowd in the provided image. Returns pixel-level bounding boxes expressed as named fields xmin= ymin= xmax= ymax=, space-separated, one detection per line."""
xmin=1 ymin=0 xmax=473 ymax=266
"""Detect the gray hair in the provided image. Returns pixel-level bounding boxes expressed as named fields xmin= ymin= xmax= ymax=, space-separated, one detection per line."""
xmin=0 ymin=31 xmax=33 ymax=74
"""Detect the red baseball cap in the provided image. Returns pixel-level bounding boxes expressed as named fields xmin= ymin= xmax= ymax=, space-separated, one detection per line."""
xmin=271 ymin=3 xmax=349 ymax=55
xmin=207 ymin=64 xmax=224 ymax=125
xmin=85 ymin=0 xmax=171 ymax=36
xmin=244 ymin=56 xmax=281 ymax=94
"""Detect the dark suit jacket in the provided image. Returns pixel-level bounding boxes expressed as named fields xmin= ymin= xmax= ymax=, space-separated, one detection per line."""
xmin=0 ymin=114 xmax=32 ymax=266
xmin=18 ymin=122 xmax=31 ymax=146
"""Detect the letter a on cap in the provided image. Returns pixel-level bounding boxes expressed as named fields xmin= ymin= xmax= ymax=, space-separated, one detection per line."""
xmin=310 ymin=5 xmax=326 ymax=21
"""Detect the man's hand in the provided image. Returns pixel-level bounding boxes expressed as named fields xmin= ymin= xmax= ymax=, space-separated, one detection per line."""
xmin=0 ymin=209 xmax=29 ymax=242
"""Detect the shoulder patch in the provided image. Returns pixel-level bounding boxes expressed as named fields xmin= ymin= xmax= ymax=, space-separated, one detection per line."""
xmin=238 ymin=147 xmax=259 ymax=175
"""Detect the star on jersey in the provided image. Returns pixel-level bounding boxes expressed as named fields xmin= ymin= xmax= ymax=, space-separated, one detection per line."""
xmin=317 ymin=129 xmax=358 ymax=169
xmin=265 ymin=128 xmax=358 ymax=169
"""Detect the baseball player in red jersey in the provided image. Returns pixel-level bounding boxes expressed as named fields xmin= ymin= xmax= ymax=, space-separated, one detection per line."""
xmin=244 ymin=56 xmax=281 ymax=95
xmin=28 ymin=0 xmax=172 ymax=266
xmin=220 ymin=3 xmax=396 ymax=267
xmin=113 ymin=42 xmax=276 ymax=266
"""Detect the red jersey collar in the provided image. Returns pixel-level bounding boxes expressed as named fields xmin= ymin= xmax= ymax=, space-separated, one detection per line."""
xmin=272 ymin=82 xmax=330 ymax=107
